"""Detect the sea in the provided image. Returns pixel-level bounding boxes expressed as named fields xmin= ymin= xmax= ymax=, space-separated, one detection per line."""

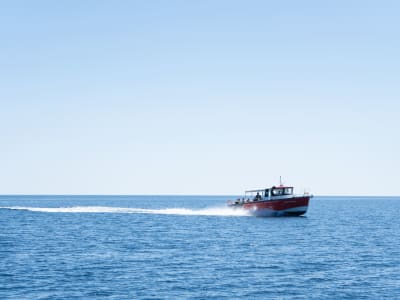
xmin=0 ymin=195 xmax=399 ymax=299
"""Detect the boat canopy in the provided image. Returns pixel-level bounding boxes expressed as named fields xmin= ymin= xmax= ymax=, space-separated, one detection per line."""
xmin=245 ymin=189 xmax=268 ymax=193
xmin=245 ymin=186 xmax=294 ymax=196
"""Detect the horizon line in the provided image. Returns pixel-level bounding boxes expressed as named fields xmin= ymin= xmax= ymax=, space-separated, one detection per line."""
xmin=0 ymin=193 xmax=399 ymax=198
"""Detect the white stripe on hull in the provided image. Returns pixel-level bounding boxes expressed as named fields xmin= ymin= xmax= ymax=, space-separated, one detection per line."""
xmin=250 ymin=205 xmax=308 ymax=217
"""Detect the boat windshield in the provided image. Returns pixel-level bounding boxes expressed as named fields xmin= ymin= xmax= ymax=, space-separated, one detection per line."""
xmin=284 ymin=187 xmax=293 ymax=195
xmin=271 ymin=187 xmax=293 ymax=196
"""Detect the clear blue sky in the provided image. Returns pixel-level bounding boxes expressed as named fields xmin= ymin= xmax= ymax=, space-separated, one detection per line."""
xmin=1 ymin=1 xmax=399 ymax=195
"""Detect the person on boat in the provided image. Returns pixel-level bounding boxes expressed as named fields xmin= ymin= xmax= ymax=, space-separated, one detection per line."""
xmin=255 ymin=192 xmax=261 ymax=201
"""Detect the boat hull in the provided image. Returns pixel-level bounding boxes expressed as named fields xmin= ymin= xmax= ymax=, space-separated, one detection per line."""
xmin=230 ymin=196 xmax=310 ymax=217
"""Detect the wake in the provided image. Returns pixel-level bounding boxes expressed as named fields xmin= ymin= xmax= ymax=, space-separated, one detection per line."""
xmin=0 ymin=206 xmax=250 ymax=217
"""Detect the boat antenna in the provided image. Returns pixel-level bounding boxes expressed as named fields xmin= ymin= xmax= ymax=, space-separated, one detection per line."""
xmin=279 ymin=176 xmax=282 ymax=186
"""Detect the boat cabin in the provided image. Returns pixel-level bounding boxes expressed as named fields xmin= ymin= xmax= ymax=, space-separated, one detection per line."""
xmin=244 ymin=186 xmax=294 ymax=201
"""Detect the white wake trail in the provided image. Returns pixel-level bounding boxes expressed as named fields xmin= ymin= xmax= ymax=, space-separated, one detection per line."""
xmin=0 ymin=206 xmax=250 ymax=217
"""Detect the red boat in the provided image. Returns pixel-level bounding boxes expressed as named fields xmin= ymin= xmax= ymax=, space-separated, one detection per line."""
xmin=228 ymin=184 xmax=312 ymax=217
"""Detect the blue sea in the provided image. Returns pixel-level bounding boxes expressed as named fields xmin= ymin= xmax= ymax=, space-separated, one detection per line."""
xmin=1 ymin=195 xmax=399 ymax=299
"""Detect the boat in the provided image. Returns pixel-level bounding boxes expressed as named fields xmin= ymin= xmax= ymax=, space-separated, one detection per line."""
xmin=227 ymin=182 xmax=312 ymax=217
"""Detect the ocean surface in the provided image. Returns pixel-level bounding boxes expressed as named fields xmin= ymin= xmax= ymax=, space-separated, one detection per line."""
xmin=1 ymin=195 xmax=399 ymax=299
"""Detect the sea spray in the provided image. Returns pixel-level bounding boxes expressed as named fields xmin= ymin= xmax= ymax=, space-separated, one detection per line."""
xmin=0 ymin=206 xmax=251 ymax=217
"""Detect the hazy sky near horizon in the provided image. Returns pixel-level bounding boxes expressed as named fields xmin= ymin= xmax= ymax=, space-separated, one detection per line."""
xmin=1 ymin=1 xmax=399 ymax=195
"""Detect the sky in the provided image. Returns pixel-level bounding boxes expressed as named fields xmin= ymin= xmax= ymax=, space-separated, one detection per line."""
xmin=1 ymin=0 xmax=399 ymax=195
